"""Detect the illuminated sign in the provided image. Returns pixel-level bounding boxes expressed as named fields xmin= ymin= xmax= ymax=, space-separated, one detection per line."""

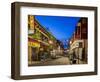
xmin=28 ymin=42 xmax=40 ymax=47
xmin=28 ymin=15 xmax=34 ymax=34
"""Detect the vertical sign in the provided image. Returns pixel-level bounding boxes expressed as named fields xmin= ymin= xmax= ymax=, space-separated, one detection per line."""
xmin=28 ymin=15 xmax=34 ymax=34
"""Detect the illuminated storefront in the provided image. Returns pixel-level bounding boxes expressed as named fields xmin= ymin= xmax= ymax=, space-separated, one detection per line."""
xmin=28 ymin=15 xmax=58 ymax=62
xmin=28 ymin=37 xmax=40 ymax=61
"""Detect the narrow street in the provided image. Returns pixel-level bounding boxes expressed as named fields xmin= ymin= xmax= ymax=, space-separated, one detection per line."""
xmin=44 ymin=56 xmax=70 ymax=65
xmin=28 ymin=16 xmax=88 ymax=66
xmin=28 ymin=55 xmax=86 ymax=66
xmin=29 ymin=56 xmax=70 ymax=66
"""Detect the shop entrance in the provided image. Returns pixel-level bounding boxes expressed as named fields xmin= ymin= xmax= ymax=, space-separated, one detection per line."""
xmin=31 ymin=47 xmax=37 ymax=61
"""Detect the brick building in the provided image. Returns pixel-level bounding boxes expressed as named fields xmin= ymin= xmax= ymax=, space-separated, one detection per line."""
xmin=69 ymin=18 xmax=88 ymax=63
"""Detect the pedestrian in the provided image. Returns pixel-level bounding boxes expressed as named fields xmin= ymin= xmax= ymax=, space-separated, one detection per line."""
xmin=72 ymin=51 xmax=77 ymax=64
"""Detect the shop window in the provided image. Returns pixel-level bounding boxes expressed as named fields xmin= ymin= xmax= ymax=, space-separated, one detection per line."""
xmin=79 ymin=42 xmax=82 ymax=48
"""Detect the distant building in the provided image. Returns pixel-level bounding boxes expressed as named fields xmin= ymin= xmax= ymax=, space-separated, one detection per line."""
xmin=69 ymin=18 xmax=88 ymax=63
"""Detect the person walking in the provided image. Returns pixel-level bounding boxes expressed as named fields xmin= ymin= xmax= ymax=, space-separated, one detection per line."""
xmin=72 ymin=51 xmax=77 ymax=64
xmin=69 ymin=50 xmax=77 ymax=64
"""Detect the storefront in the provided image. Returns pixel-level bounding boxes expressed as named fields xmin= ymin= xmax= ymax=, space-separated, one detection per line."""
xmin=28 ymin=37 xmax=40 ymax=61
xmin=70 ymin=40 xmax=83 ymax=59
xmin=28 ymin=15 xmax=58 ymax=62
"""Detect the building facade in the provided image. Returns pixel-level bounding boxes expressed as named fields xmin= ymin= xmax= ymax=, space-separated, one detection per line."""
xmin=28 ymin=15 xmax=62 ymax=62
xmin=69 ymin=18 xmax=88 ymax=63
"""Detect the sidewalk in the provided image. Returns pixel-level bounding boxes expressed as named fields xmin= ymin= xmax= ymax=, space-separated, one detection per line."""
xmin=70 ymin=59 xmax=87 ymax=64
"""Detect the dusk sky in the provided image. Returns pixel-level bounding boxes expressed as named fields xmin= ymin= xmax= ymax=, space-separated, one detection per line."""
xmin=35 ymin=15 xmax=80 ymax=48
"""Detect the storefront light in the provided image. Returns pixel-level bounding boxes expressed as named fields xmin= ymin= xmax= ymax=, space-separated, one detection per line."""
xmin=49 ymin=40 xmax=53 ymax=44
xmin=70 ymin=41 xmax=72 ymax=44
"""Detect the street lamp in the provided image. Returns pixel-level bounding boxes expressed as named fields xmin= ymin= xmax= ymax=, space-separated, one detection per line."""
xmin=70 ymin=41 xmax=72 ymax=44
xmin=49 ymin=40 xmax=53 ymax=44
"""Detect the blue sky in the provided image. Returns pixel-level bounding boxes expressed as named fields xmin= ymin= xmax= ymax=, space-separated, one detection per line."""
xmin=35 ymin=15 xmax=80 ymax=48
